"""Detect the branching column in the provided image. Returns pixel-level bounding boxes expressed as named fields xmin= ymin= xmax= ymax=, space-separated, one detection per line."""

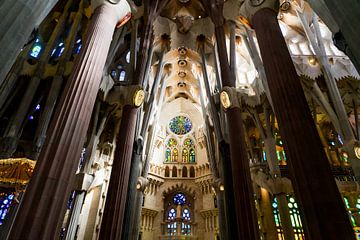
xmin=251 ymin=7 xmax=354 ymax=239
xmin=203 ymin=1 xmax=260 ymax=239
xmin=99 ymin=1 xmax=170 ymax=239
xmin=7 ymin=2 xmax=130 ymax=239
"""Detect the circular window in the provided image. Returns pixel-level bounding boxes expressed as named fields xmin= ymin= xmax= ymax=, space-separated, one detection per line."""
xmin=169 ymin=116 xmax=192 ymax=135
xmin=173 ymin=193 xmax=186 ymax=205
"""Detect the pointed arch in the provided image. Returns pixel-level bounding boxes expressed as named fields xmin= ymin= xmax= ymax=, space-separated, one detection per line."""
xmin=172 ymin=166 xmax=177 ymax=177
xmin=165 ymin=166 xmax=170 ymax=177
xmin=182 ymin=166 xmax=188 ymax=177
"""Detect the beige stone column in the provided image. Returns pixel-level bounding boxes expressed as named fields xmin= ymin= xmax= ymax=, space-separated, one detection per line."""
xmin=7 ymin=1 xmax=131 ymax=239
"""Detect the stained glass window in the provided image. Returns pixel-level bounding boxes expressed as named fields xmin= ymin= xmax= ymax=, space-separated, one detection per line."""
xmin=182 ymin=223 xmax=191 ymax=235
xmin=74 ymin=38 xmax=82 ymax=54
xmin=168 ymin=208 xmax=176 ymax=220
xmin=272 ymin=197 xmax=284 ymax=240
xmin=287 ymin=196 xmax=304 ymax=240
xmin=182 ymin=138 xmax=195 ymax=163
xmin=182 ymin=149 xmax=189 ymax=162
xmin=126 ymin=51 xmax=131 ymax=63
xmin=189 ymin=149 xmax=195 ymax=163
xmin=51 ymin=41 xmax=65 ymax=58
xmin=165 ymin=148 xmax=171 ymax=162
xmin=119 ymin=70 xmax=126 ymax=81
xmin=0 ymin=193 xmax=14 ymax=225
xmin=174 ymin=193 xmax=186 ymax=205
xmin=182 ymin=208 xmax=191 ymax=220
xmin=165 ymin=138 xmax=178 ymax=163
xmin=169 ymin=116 xmax=192 ymax=135
xmin=29 ymin=38 xmax=43 ymax=58
xmin=173 ymin=148 xmax=178 ymax=162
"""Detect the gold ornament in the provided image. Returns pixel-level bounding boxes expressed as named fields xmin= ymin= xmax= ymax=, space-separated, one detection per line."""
xmin=133 ymin=89 xmax=145 ymax=107
xmin=220 ymin=90 xmax=231 ymax=109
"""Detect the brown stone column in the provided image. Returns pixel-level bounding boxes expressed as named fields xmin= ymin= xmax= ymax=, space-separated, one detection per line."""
xmin=99 ymin=1 xmax=170 ymax=239
xmin=252 ymin=8 xmax=354 ymax=239
xmin=7 ymin=2 xmax=131 ymax=239
xmin=206 ymin=2 xmax=260 ymax=236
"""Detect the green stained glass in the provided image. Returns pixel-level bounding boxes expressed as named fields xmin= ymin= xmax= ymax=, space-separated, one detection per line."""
xmin=165 ymin=148 xmax=171 ymax=162
xmin=169 ymin=116 xmax=192 ymax=135
xmin=189 ymin=148 xmax=195 ymax=163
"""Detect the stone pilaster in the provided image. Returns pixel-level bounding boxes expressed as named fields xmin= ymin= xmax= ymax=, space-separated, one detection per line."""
xmin=7 ymin=1 xmax=131 ymax=238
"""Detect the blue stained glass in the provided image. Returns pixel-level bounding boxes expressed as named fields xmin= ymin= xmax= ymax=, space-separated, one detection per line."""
xmin=173 ymin=193 xmax=186 ymax=205
xmin=0 ymin=193 xmax=14 ymax=225
xmin=169 ymin=116 xmax=192 ymax=135
xmin=168 ymin=208 xmax=176 ymax=220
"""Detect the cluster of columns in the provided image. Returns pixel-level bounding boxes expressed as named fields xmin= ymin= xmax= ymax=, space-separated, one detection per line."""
xmin=7 ymin=1 xmax=131 ymax=238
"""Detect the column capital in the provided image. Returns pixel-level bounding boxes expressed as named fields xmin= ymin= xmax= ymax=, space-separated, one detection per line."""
xmin=91 ymin=0 xmax=131 ymax=25
xmin=239 ymin=0 xmax=280 ymax=25
xmin=220 ymin=86 xmax=241 ymax=110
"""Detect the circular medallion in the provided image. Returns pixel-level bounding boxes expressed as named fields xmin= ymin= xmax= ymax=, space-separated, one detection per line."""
xmin=133 ymin=89 xmax=145 ymax=107
xmin=220 ymin=91 xmax=231 ymax=109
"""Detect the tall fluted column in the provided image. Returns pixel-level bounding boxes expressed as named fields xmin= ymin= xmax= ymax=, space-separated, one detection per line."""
xmin=7 ymin=2 xmax=131 ymax=239
xmin=203 ymin=1 xmax=260 ymax=239
xmin=252 ymin=7 xmax=354 ymax=239
xmin=100 ymin=1 xmax=170 ymax=239
xmin=0 ymin=0 xmax=58 ymax=85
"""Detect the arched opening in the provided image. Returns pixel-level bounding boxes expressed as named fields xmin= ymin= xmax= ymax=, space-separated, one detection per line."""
xmin=182 ymin=166 xmax=187 ymax=177
xmin=190 ymin=166 xmax=195 ymax=178
xmin=165 ymin=166 xmax=170 ymax=177
xmin=172 ymin=166 xmax=177 ymax=177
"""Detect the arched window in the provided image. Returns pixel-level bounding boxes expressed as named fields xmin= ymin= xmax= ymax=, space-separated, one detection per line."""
xmin=189 ymin=166 xmax=195 ymax=178
xmin=172 ymin=166 xmax=177 ymax=177
xmin=189 ymin=148 xmax=195 ymax=163
xmin=182 ymin=166 xmax=187 ymax=177
xmin=271 ymin=197 xmax=284 ymax=239
xmin=168 ymin=208 xmax=176 ymax=220
xmin=165 ymin=192 xmax=193 ymax=236
xmin=51 ymin=40 xmax=65 ymax=59
xmin=182 ymin=148 xmax=189 ymax=162
xmin=173 ymin=148 xmax=178 ymax=162
xmin=182 ymin=208 xmax=190 ymax=220
xmin=126 ymin=51 xmax=131 ymax=63
xmin=165 ymin=138 xmax=178 ymax=163
xmin=165 ymin=166 xmax=170 ymax=177
xmin=165 ymin=148 xmax=171 ymax=162
xmin=119 ymin=70 xmax=126 ymax=81
xmin=287 ymin=196 xmax=304 ymax=239
xmin=73 ymin=38 xmax=82 ymax=54
xmin=29 ymin=37 xmax=43 ymax=59
xmin=182 ymin=138 xmax=195 ymax=163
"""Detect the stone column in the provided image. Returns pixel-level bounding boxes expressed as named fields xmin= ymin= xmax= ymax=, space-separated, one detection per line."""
xmin=204 ymin=1 xmax=260 ymax=239
xmin=251 ymin=6 xmax=354 ymax=239
xmin=0 ymin=0 xmax=58 ymax=86
xmin=7 ymin=2 xmax=131 ymax=239
xmin=100 ymin=1 xmax=169 ymax=239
